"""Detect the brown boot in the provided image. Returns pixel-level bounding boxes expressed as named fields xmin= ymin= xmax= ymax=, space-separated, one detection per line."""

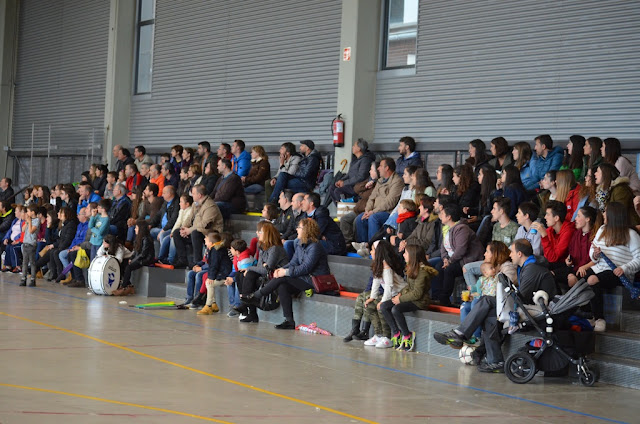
xmin=122 ymin=286 xmax=135 ymax=296
xmin=210 ymin=302 xmax=219 ymax=313
xmin=197 ymin=305 xmax=213 ymax=315
xmin=36 ymin=270 xmax=44 ymax=279
xmin=60 ymin=274 xmax=73 ymax=285
xmin=111 ymin=286 xmax=125 ymax=296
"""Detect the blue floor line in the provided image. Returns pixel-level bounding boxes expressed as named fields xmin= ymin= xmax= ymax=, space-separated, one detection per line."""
xmin=2 ymin=281 xmax=629 ymax=424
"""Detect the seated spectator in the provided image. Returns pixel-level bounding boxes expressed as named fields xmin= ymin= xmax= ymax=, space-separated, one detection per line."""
xmin=298 ymin=192 xmax=346 ymax=256
xmin=182 ymin=147 xmax=194 ymax=172
xmin=112 ymin=220 xmax=155 ymax=296
xmin=461 ymin=262 xmax=498 ymax=342
xmin=363 ymin=240 xmax=406 ymax=348
xmin=396 ymin=136 xmax=423 ymax=176
xmin=157 ymin=194 xmax=193 ymax=265
xmin=216 ymin=142 xmax=233 ymax=167
xmin=92 ymin=235 xmax=132 ymax=282
xmin=43 ymin=207 xmax=77 ymax=281
xmin=212 ymin=158 xmax=247 ymax=218
xmin=261 ymin=203 xmax=279 ymax=223
xmin=602 ymin=137 xmax=640 ymax=195
xmin=353 ymin=158 xmax=404 ymax=247
xmin=438 ymin=202 xmax=484 ymax=306
xmin=514 ymin=141 xmax=535 ymax=191
xmin=160 ymin=152 xmax=171 ymax=165
xmin=125 ymin=187 xmax=145 ymax=243
xmin=148 ymin=185 xmax=179 ymax=243
xmin=59 ymin=186 xmax=78 ymax=213
xmin=530 ymin=134 xmax=564 ymax=189
xmin=117 ymin=169 xmax=126 ymax=184
xmin=235 ymin=221 xmax=288 ymax=323
xmin=266 ymin=142 xmax=301 ymax=200
xmin=560 ymin=135 xmax=585 ymax=182
xmin=200 ymin=162 xmax=218 ymax=196
xmin=188 ymin=164 xmax=203 ymax=189
xmin=242 ymin=218 xmax=330 ymax=330
xmin=0 ymin=200 xmax=15 ymax=242
xmin=55 ymin=207 xmax=89 ymax=284
xmin=536 ymin=170 xmax=557 ymax=220
xmin=326 ymin=138 xmax=375 ymax=205
xmin=162 ymin=162 xmax=179 ymax=189
xmin=595 ymin=163 xmax=639 ymax=226
xmin=243 ymin=145 xmax=271 ymax=194
xmin=2 ymin=205 xmax=25 ymax=272
xmin=340 ymin=161 xmax=378 ymax=245
xmin=274 ymin=190 xmax=295 ymax=234
xmin=399 ymin=196 xmax=436 ymax=254
xmin=574 ymin=167 xmax=598 ymax=220
xmin=125 ymin=163 xmax=146 ymax=194
xmin=434 ymin=239 xmax=556 ymax=372
xmin=172 ymin=185 xmax=224 ymax=268
xmin=36 ymin=209 xmax=58 ymax=268
xmin=197 ymin=141 xmax=216 ymax=173
xmin=93 ymin=165 xmax=109 ymax=197
xmin=112 ymin=144 xmax=134 ymax=173
xmin=197 ymin=233 xmax=234 ymax=315
xmin=268 ymin=140 xmax=321 ymax=203
xmin=495 ymin=165 xmax=527 ymax=220
xmin=0 ymin=178 xmax=15 ymax=202
xmin=555 ymin=169 xmax=581 ymax=222
xmin=468 ymin=165 xmax=497 ymax=229
xmin=170 ymin=144 xmax=184 ymax=174
xmin=231 ymin=139 xmax=251 ymax=178
xmin=588 ymin=202 xmax=640 ymax=332
xmin=466 ymin=139 xmax=491 ymax=175
xmin=584 ymin=136 xmax=603 ymax=176
xmin=177 ymin=167 xmax=191 ymax=198
xmin=435 ymin=164 xmax=455 ymax=195
xmin=88 ymin=199 xmax=111 ymax=259
xmin=379 ymin=245 xmax=436 ymax=351
xmin=133 ymin=145 xmax=153 ymax=170
xmin=514 ymin=201 xmax=542 ymax=256
xmin=490 ymin=198 xmax=520 ymax=246
xmin=77 ymin=182 xmax=101 ymax=214
xmin=453 ymin=164 xmax=480 ymax=219
xmin=280 ymin=193 xmax=305 ymax=242
xmin=108 ymin=184 xmax=132 ymax=241
xmin=532 ymin=200 xmax=575 ymax=268
xmin=35 ymin=186 xmax=51 ymax=208
xmin=387 ymin=199 xmax=419 ymax=251
xmin=104 ymin=171 xmax=118 ymax=200
xmin=382 ymin=165 xmax=423 ymax=232
xmin=552 ymin=206 xmax=600 ymax=293
xmin=149 ymin=164 xmax=165 ymax=194
xmin=487 ymin=137 xmax=513 ymax=172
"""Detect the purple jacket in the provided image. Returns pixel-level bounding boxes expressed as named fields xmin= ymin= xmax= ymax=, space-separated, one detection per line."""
xmin=440 ymin=222 xmax=484 ymax=266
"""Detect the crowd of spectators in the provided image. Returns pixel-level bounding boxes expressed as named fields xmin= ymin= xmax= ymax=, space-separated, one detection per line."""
xmin=1 ymin=134 xmax=639 ymax=374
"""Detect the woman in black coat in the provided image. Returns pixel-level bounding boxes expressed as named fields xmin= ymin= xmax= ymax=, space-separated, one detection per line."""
xmin=113 ymin=220 xmax=155 ymax=296
xmin=44 ymin=207 xmax=77 ymax=281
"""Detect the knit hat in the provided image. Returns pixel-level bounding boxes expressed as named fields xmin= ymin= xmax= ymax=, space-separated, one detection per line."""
xmin=300 ymin=140 xmax=315 ymax=151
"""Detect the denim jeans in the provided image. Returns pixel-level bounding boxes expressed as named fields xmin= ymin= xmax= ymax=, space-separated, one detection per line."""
xmin=158 ymin=235 xmax=171 ymax=260
xmin=126 ymin=226 xmax=135 ymax=242
xmin=59 ymin=249 xmax=71 ymax=269
xmin=463 ymin=260 xmax=483 ymax=288
xmin=268 ymin=172 xmax=309 ymax=203
xmin=383 ymin=211 xmax=399 ymax=230
xmin=460 ymin=297 xmax=482 ymax=339
xmin=216 ymin=201 xmax=235 ymax=220
xmin=354 ymin=211 xmax=390 ymax=243
xmin=150 ymin=227 xmax=162 ymax=240
xmin=186 ymin=269 xmax=207 ymax=301
xmin=244 ymin=184 xmax=264 ymax=194
xmin=284 ymin=240 xmax=295 ymax=259
xmin=227 ymin=282 xmax=241 ymax=308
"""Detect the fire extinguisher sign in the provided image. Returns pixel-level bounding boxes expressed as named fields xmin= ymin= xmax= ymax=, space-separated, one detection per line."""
xmin=343 ymin=47 xmax=351 ymax=61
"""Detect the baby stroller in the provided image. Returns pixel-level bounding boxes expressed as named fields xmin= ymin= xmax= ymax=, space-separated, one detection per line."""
xmin=497 ymin=274 xmax=598 ymax=386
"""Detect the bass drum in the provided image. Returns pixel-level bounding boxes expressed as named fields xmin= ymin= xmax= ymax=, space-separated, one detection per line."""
xmin=88 ymin=255 xmax=121 ymax=295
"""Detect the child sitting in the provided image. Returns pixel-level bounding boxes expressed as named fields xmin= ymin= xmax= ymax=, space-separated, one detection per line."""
xmin=197 ymin=233 xmax=233 ymax=315
xmin=20 ymin=205 xmax=40 ymax=287
xmin=390 ymin=199 xmax=419 ymax=249
xmin=89 ymin=199 xmax=111 ymax=259
xmin=224 ymin=239 xmax=255 ymax=316
xmin=460 ymin=262 xmax=499 ymax=342
xmin=112 ymin=220 xmax=155 ymax=296
xmin=2 ymin=205 xmax=25 ymax=272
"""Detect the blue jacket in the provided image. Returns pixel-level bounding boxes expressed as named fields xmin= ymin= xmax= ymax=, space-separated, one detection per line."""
xmin=2 ymin=218 xmax=22 ymax=242
xmin=232 ymin=150 xmax=251 ymax=177
xmin=520 ymin=160 xmax=538 ymax=190
xmin=494 ymin=185 xmax=527 ymax=220
xmin=285 ymin=240 xmax=331 ymax=285
xmin=70 ymin=221 xmax=89 ymax=249
xmin=77 ymin=193 xmax=102 ymax=214
xmin=89 ymin=215 xmax=110 ymax=246
xmin=206 ymin=245 xmax=233 ymax=281
xmin=309 ymin=206 xmax=346 ymax=255
xmin=529 ymin=146 xmax=564 ymax=188
xmin=294 ymin=150 xmax=322 ymax=189
xmin=396 ymin=152 xmax=423 ymax=176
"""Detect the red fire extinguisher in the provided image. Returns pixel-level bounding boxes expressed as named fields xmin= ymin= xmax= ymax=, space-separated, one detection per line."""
xmin=332 ymin=114 xmax=345 ymax=148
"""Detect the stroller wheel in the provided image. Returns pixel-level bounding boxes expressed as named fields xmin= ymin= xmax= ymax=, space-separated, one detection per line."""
xmin=579 ymin=369 xmax=598 ymax=387
xmin=505 ymin=352 xmax=537 ymax=384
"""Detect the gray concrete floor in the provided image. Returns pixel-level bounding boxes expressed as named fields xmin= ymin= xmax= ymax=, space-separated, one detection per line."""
xmin=0 ymin=272 xmax=637 ymax=424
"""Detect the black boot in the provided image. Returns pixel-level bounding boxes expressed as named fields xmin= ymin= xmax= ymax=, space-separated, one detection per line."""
xmin=354 ymin=321 xmax=371 ymax=340
xmin=240 ymin=305 xmax=259 ymax=323
xmin=343 ymin=319 xmax=362 ymax=343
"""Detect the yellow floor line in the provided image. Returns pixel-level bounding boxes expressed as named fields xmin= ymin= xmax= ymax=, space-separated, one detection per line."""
xmin=0 ymin=311 xmax=379 ymax=424
xmin=0 ymin=383 xmax=233 ymax=423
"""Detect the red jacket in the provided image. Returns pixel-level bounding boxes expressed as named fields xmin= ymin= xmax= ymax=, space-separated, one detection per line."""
xmin=541 ymin=220 xmax=575 ymax=264
xmin=565 ymin=185 xmax=581 ymax=222
xmin=126 ymin=173 xmax=143 ymax=194
xmin=568 ymin=229 xmax=592 ymax=271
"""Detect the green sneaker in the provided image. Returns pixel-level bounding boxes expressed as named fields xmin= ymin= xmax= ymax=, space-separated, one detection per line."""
xmin=400 ymin=332 xmax=416 ymax=352
xmin=391 ymin=332 xmax=402 ymax=349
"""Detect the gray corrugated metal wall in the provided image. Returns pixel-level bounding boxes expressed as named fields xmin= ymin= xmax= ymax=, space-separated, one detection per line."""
xmin=129 ymin=0 xmax=342 ymax=149
xmin=375 ymin=0 xmax=640 ymax=145
xmin=12 ymin=0 xmax=109 ymax=151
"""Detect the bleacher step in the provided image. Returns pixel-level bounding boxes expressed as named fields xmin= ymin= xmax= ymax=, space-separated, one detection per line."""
xmin=595 ymin=331 xmax=640 ymax=361
xmin=590 ymin=354 xmax=640 ymax=390
xmin=621 ymin=310 xmax=640 ymax=334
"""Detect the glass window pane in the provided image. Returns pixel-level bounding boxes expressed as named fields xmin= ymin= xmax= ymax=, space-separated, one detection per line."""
xmin=136 ymin=24 xmax=153 ymax=93
xmin=385 ymin=0 xmax=418 ymax=68
xmin=139 ymin=0 xmax=155 ymax=22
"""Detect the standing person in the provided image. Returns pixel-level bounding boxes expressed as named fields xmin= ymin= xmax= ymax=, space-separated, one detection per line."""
xmin=326 ymin=138 xmax=375 ymax=205
xmin=243 ymin=145 xmax=271 ymax=194
xmin=379 ymin=245 xmax=437 ymax=351
xmin=242 ymin=219 xmax=330 ymax=330
xmin=266 ymin=142 xmax=301 ymax=200
xmin=601 ymin=137 xmax=640 ymax=195
xmin=532 ymin=200 xmax=575 ymax=268
xmin=268 ymin=140 xmax=321 ymax=203
xmin=588 ymin=202 xmax=640 ymax=331
xmin=231 ymin=139 xmax=251 ymax=178
xmin=396 ymin=136 xmax=423 ymax=176
xmin=594 ymin=163 xmax=639 ymax=226
xmin=487 ymin=137 xmax=513 ymax=172
xmin=19 ymin=205 xmax=40 ymax=287
xmin=560 ymin=135 xmax=586 ymax=182
xmin=112 ymin=220 xmax=155 ymax=296
xmin=197 ymin=233 xmax=233 ymax=315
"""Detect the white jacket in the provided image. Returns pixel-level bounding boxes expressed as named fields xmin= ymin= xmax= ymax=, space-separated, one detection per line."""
xmin=590 ymin=227 xmax=640 ymax=278
xmin=369 ymin=268 xmax=407 ymax=302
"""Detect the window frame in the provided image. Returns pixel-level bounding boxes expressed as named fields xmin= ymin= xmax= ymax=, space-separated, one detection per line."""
xmin=134 ymin=0 xmax=155 ymax=95
xmin=381 ymin=0 xmax=419 ymax=71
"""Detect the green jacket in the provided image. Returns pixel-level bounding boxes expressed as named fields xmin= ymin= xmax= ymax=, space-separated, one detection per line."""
xmin=397 ymin=264 xmax=438 ymax=310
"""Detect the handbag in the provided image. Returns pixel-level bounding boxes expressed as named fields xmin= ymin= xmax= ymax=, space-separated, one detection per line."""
xmin=74 ymin=248 xmax=90 ymax=269
xmin=311 ymin=274 xmax=340 ymax=294
xmin=258 ymin=272 xmax=280 ymax=311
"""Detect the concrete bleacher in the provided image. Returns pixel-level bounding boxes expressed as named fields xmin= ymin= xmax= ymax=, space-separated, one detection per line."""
xmin=131 ymin=213 xmax=640 ymax=390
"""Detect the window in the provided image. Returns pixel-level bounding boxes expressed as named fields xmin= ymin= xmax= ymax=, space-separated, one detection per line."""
xmin=382 ymin=0 xmax=419 ymax=69
xmin=135 ymin=0 xmax=155 ymax=94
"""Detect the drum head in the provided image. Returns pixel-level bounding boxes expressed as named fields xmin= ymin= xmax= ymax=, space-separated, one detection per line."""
xmin=89 ymin=256 xmax=121 ymax=295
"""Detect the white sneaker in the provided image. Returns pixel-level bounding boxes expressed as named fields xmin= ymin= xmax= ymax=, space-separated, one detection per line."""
xmin=357 ymin=248 xmax=370 ymax=258
xmin=364 ymin=335 xmax=381 ymax=346
xmin=238 ymin=314 xmax=247 ymax=320
xmin=375 ymin=337 xmax=392 ymax=349
xmin=352 ymin=242 xmax=366 ymax=251
xmin=594 ymin=319 xmax=607 ymax=332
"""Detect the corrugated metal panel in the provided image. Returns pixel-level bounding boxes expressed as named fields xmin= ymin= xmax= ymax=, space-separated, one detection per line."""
xmin=375 ymin=0 xmax=640 ymax=145
xmin=12 ymin=0 xmax=109 ymax=151
xmin=129 ymin=0 xmax=342 ymax=149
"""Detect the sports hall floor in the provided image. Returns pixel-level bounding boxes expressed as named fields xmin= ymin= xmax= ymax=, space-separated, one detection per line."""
xmin=0 ymin=273 xmax=637 ymax=424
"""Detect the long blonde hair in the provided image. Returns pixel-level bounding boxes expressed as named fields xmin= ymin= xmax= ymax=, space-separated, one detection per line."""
xmin=555 ymin=170 xmax=576 ymax=203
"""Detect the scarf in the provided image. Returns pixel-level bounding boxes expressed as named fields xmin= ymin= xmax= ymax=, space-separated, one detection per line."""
xmin=396 ymin=211 xmax=417 ymax=224
xmin=595 ymin=187 xmax=609 ymax=212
